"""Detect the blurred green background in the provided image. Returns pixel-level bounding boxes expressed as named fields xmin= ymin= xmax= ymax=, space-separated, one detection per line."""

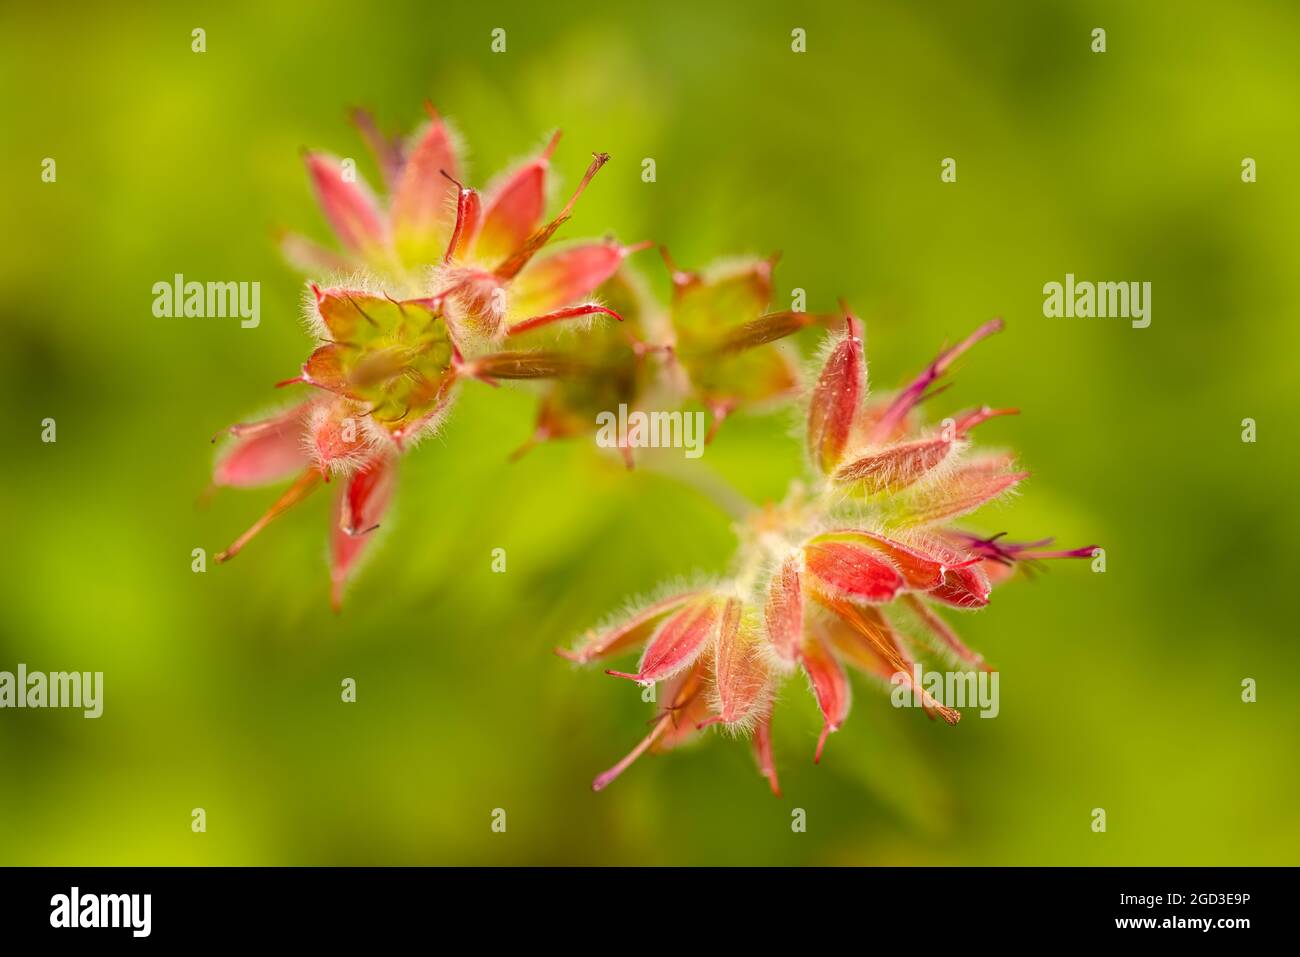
xmin=1 ymin=0 xmax=1297 ymax=865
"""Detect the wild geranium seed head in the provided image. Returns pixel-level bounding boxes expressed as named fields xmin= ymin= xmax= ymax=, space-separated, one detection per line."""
xmin=213 ymin=107 xmax=649 ymax=607
xmin=565 ymin=310 xmax=1096 ymax=793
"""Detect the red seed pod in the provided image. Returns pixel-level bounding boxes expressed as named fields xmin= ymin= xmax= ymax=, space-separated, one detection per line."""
xmin=807 ymin=312 xmax=865 ymax=474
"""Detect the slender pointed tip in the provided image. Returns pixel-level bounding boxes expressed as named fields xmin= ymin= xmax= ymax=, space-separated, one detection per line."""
xmin=509 ymin=426 xmax=549 ymax=463
xmin=658 ymin=245 xmax=695 ymax=287
xmin=210 ymin=470 xmax=323 ymax=568
xmin=1023 ymin=544 xmax=1100 ymax=561
xmin=704 ymin=402 xmax=734 ymax=445
xmin=814 ymin=723 xmax=836 ymax=764
xmin=590 ymin=715 xmax=667 ymax=792
xmin=554 ymin=646 xmax=583 ymax=663
xmin=843 ymin=312 xmax=863 ymax=346
xmin=604 ymin=669 xmax=644 ymax=682
xmin=960 ymin=317 xmax=1004 ymax=351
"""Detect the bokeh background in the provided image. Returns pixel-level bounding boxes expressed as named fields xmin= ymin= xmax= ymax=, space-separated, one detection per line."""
xmin=1 ymin=0 xmax=1297 ymax=865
